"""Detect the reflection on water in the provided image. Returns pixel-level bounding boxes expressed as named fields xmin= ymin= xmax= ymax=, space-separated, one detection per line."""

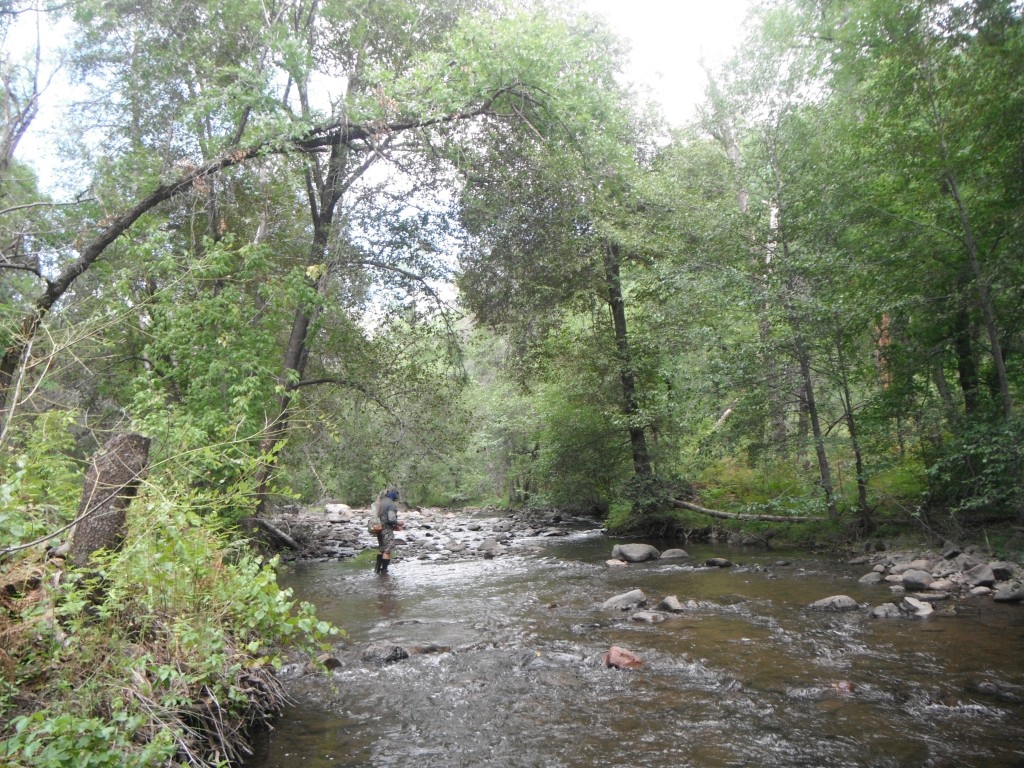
xmin=246 ymin=533 xmax=1024 ymax=768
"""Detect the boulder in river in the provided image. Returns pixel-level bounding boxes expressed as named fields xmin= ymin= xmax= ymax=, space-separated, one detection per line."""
xmin=361 ymin=643 xmax=411 ymax=665
xmin=993 ymin=580 xmax=1024 ymax=603
xmin=611 ymin=543 xmax=661 ymax=563
xmin=660 ymin=548 xmax=689 ymax=560
xmin=657 ymin=595 xmax=686 ymax=613
xmin=871 ymin=602 xmax=902 ymax=618
xmin=965 ymin=563 xmax=995 ymax=587
xmin=601 ymin=589 xmax=648 ymax=612
xmin=900 ymin=569 xmax=934 ymax=591
xmin=900 ymin=596 xmax=934 ymax=617
xmin=631 ymin=611 xmax=665 ymax=624
xmin=810 ymin=595 xmax=859 ymax=612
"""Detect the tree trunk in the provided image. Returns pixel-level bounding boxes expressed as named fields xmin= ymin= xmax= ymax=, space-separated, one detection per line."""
xmin=253 ymin=139 xmax=350 ymax=512
xmin=837 ymin=336 xmax=872 ymax=533
xmin=69 ymin=433 xmax=151 ymax=568
xmin=703 ymin=85 xmax=789 ymax=453
xmin=947 ymin=182 xmax=1012 ymax=418
xmin=952 ymin=307 xmax=981 ymax=416
xmin=604 ymin=242 xmax=653 ymax=479
xmin=925 ymin=69 xmax=1013 ymax=419
xmin=794 ymin=336 xmax=838 ymax=521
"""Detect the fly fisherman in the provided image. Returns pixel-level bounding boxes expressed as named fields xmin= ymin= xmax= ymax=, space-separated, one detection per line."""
xmin=374 ymin=486 xmax=403 ymax=574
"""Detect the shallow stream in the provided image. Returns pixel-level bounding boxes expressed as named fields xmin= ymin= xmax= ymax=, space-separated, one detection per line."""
xmin=246 ymin=529 xmax=1024 ymax=768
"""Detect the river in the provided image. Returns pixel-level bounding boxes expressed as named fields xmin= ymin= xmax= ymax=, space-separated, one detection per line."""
xmin=245 ymin=527 xmax=1024 ymax=768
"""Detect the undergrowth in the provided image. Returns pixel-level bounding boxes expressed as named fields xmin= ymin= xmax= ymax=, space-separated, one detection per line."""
xmin=0 ymin=486 xmax=337 ymax=767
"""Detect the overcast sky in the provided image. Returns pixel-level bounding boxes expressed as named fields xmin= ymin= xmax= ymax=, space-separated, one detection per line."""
xmin=580 ymin=0 xmax=755 ymax=124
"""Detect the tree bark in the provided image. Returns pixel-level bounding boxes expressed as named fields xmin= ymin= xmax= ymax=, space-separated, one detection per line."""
xmin=952 ymin=306 xmax=981 ymax=416
xmin=836 ymin=336 xmax=872 ymax=533
xmin=604 ymin=242 xmax=653 ymax=479
xmin=69 ymin=433 xmax=150 ymax=568
xmin=794 ymin=333 xmax=838 ymax=521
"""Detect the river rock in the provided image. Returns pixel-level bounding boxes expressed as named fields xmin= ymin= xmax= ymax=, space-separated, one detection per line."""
xmin=660 ymin=548 xmax=689 ymax=560
xmin=912 ymin=591 xmax=950 ymax=602
xmin=859 ymin=571 xmax=885 ymax=585
xmin=705 ymin=557 xmax=733 ymax=568
xmin=992 ymin=580 xmax=1024 ymax=603
xmin=891 ymin=559 xmax=932 ymax=575
xmin=611 ymin=543 xmax=661 ymax=563
xmin=657 ymin=595 xmax=686 ymax=612
xmin=632 ymin=611 xmax=665 ymax=623
xmin=316 ymin=653 xmax=343 ymax=670
xmin=606 ymin=559 xmax=628 ymax=567
xmin=929 ymin=578 xmax=956 ymax=592
xmin=965 ymin=563 xmax=995 ymax=587
xmin=810 ymin=595 xmax=859 ymax=612
xmin=871 ymin=602 xmax=902 ymax=618
xmin=602 ymin=645 xmax=644 ymax=669
xmin=901 ymin=569 xmax=934 ymax=591
xmin=601 ymin=589 xmax=648 ymax=612
xmin=968 ymin=678 xmax=1024 ymax=703
xmin=361 ymin=643 xmax=410 ymax=665
xmin=445 ymin=540 xmax=467 ymax=553
xmin=991 ymin=562 xmax=1017 ymax=581
xmin=900 ymin=596 xmax=934 ymax=617
xmin=954 ymin=553 xmax=984 ymax=571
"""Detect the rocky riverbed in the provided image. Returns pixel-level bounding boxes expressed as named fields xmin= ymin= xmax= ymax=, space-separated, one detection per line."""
xmin=263 ymin=501 xmax=579 ymax=562
xmin=264 ymin=501 xmax=1024 ymax=614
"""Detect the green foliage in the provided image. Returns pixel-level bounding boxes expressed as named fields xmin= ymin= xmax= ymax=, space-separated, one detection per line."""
xmin=924 ymin=417 xmax=1024 ymax=520
xmin=0 ymin=410 xmax=82 ymax=549
xmin=2 ymin=710 xmax=175 ymax=768
xmin=0 ymin=485 xmax=337 ymax=767
xmin=698 ymin=457 xmax=820 ymax=511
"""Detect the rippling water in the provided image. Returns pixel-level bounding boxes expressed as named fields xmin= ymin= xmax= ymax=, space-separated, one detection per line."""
xmin=245 ymin=530 xmax=1024 ymax=768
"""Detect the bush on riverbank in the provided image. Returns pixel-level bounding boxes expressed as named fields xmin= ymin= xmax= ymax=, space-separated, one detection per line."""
xmin=0 ymin=490 xmax=337 ymax=767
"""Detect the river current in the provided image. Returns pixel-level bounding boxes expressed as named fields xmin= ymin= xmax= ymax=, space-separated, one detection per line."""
xmin=245 ymin=528 xmax=1024 ymax=768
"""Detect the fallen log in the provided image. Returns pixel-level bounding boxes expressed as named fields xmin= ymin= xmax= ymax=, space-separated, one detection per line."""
xmin=249 ymin=518 xmax=301 ymax=550
xmin=670 ymin=498 xmax=826 ymax=524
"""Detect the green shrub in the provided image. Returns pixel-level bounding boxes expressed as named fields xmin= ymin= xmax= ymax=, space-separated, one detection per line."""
xmin=0 ymin=485 xmax=337 ymax=767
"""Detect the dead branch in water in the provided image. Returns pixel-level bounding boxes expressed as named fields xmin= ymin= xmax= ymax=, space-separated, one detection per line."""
xmin=670 ymin=498 xmax=826 ymax=524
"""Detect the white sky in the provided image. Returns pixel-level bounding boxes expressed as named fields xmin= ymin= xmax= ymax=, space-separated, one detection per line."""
xmin=580 ymin=0 xmax=755 ymax=124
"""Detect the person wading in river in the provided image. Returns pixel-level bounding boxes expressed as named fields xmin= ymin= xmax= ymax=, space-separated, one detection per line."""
xmin=374 ymin=486 xmax=403 ymax=574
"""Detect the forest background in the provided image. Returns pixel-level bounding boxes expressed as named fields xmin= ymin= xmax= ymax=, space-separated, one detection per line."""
xmin=1 ymin=0 xmax=1022 ymax=764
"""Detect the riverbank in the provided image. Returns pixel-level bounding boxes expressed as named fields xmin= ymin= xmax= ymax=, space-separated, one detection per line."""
xmin=0 ymin=505 xmax=335 ymax=768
